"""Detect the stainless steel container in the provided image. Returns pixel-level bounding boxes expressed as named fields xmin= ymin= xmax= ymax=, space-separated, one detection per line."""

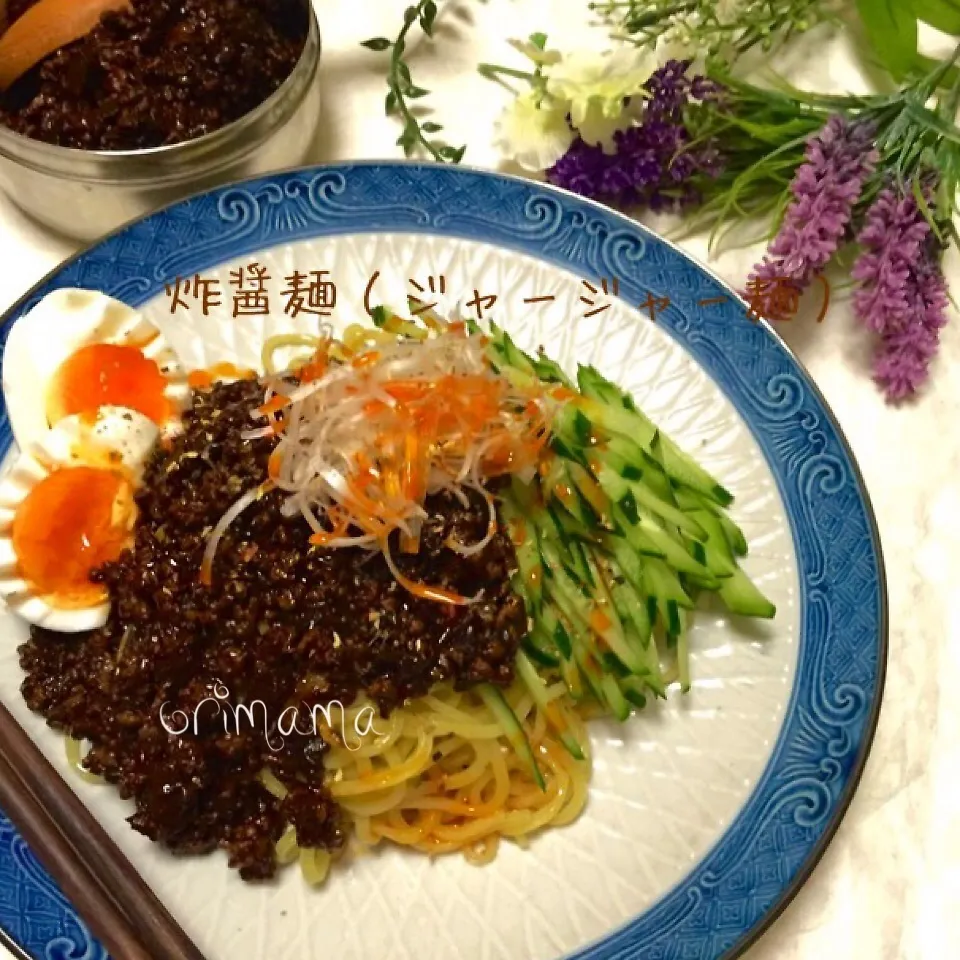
xmin=0 ymin=2 xmax=321 ymax=242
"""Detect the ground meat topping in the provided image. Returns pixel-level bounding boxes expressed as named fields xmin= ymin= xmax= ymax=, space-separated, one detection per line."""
xmin=0 ymin=0 xmax=307 ymax=150
xmin=18 ymin=378 xmax=525 ymax=879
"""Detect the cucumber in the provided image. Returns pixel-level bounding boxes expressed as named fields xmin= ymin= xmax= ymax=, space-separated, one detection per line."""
xmin=686 ymin=508 xmax=737 ymax=578
xmin=541 ymin=606 xmax=573 ymax=660
xmin=548 ymin=463 xmax=602 ymax=531
xmin=605 ymin=437 xmax=676 ymax=504
xmin=717 ymin=568 xmax=776 ymax=619
xmin=532 ymin=352 xmax=575 ymax=387
xmin=537 ymin=509 xmax=593 ymax=588
xmin=611 ymin=502 xmax=713 ymax=580
xmin=515 ymin=652 xmax=585 ymax=760
xmin=491 ymin=324 xmax=537 ymax=375
xmin=479 ymin=684 xmax=545 ymax=790
xmin=583 ymin=552 xmax=646 ymax=674
xmin=542 ymin=548 xmax=643 ymax=675
xmin=650 ymin=430 xmax=733 ymax=508
xmin=618 ymin=675 xmax=649 ymax=709
xmin=522 ymin=626 xmax=560 ymax=668
xmin=599 ymin=673 xmax=631 ymax=721
xmin=574 ymin=366 xmax=732 ymax=506
xmin=673 ymin=484 xmax=749 ymax=557
xmin=669 ymin=608 xmax=692 ymax=693
xmin=642 ymin=558 xmax=691 ymax=634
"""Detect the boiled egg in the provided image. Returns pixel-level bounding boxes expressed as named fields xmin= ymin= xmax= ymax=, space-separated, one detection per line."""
xmin=0 ymin=407 xmax=159 ymax=632
xmin=2 ymin=288 xmax=190 ymax=453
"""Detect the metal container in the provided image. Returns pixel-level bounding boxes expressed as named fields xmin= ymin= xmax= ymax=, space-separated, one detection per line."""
xmin=0 ymin=2 xmax=321 ymax=242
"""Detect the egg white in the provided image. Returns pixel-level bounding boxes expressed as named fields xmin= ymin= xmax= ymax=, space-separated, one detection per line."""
xmin=0 ymin=406 xmax=160 ymax=633
xmin=2 ymin=288 xmax=190 ymax=453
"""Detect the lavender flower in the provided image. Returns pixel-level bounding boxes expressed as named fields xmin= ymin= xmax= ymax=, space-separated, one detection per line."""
xmin=749 ymin=116 xmax=878 ymax=292
xmin=546 ymin=61 xmax=722 ymax=210
xmin=870 ymin=239 xmax=949 ymax=400
xmin=851 ymin=184 xmax=932 ymax=334
xmin=851 ymin=180 xmax=949 ymax=401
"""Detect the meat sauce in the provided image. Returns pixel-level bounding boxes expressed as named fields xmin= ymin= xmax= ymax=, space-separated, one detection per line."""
xmin=0 ymin=0 xmax=307 ymax=151
xmin=18 ymin=379 xmax=526 ymax=879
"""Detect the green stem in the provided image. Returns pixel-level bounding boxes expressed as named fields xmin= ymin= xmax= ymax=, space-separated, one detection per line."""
xmin=477 ymin=64 xmax=537 ymax=83
xmin=389 ymin=4 xmax=445 ymax=164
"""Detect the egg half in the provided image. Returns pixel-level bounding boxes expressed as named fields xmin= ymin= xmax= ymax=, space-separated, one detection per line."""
xmin=2 ymin=288 xmax=191 ymax=452
xmin=0 ymin=407 xmax=160 ymax=632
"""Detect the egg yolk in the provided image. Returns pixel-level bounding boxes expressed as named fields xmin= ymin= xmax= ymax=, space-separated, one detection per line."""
xmin=12 ymin=466 xmax=133 ymax=607
xmin=46 ymin=343 xmax=170 ymax=427
xmin=186 ymin=363 xmax=257 ymax=389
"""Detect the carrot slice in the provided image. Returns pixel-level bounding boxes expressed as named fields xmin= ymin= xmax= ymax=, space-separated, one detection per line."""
xmin=0 ymin=0 xmax=131 ymax=92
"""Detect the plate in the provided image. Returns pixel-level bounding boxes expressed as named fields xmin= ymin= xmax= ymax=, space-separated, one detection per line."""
xmin=0 ymin=163 xmax=886 ymax=960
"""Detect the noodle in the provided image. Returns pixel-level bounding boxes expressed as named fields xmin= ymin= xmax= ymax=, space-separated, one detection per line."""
xmin=65 ymin=736 xmax=105 ymax=784
xmin=261 ymin=333 xmax=324 ymax=376
xmin=314 ymin=680 xmax=589 ymax=871
xmin=263 ymin=679 xmax=591 ymax=884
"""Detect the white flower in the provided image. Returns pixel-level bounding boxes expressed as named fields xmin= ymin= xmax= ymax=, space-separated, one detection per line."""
xmin=544 ymin=47 xmax=657 ymax=151
xmin=714 ymin=0 xmax=742 ymax=25
xmin=507 ymin=37 xmax=562 ymax=67
xmin=493 ymin=91 xmax=574 ymax=172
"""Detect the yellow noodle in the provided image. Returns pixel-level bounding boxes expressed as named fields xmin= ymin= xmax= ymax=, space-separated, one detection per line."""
xmin=258 ymin=768 xmax=288 ymax=799
xmin=299 ymin=847 xmax=331 ymax=885
xmin=276 ymin=826 xmax=300 ymax=865
xmin=328 ymin=730 xmax=434 ymax=797
xmin=261 ymin=333 xmax=324 ymax=375
xmin=65 ymin=737 xmax=105 ymax=785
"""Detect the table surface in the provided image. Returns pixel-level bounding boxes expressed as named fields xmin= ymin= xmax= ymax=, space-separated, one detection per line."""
xmin=0 ymin=3 xmax=953 ymax=959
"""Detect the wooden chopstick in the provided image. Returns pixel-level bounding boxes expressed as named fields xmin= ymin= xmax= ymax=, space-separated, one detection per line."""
xmin=0 ymin=701 xmax=207 ymax=960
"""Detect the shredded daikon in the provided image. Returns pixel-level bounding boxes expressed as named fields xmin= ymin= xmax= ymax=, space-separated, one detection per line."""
xmin=201 ymin=319 xmax=558 ymax=604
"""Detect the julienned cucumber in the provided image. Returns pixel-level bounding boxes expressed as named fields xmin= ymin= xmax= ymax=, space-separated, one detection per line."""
xmin=479 ymin=684 xmax=545 ymax=790
xmin=487 ymin=332 xmax=776 ymax=725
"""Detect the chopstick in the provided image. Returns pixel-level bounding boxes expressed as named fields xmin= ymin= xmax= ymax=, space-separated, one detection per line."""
xmin=0 ymin=701 xmax=207 ymax=960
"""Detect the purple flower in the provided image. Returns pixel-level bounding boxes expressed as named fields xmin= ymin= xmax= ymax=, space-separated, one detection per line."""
xmin=749 ymin=116 xmax=878 ymax=292
xmin=852 ymin=180 xmax=949 ymax=402
xmin=546 ymin=61 xmax=722 ymax=210
xmin=870 ymin=239 xmax=948 ymax=401
xmin=851 ymin=184 xmax=932 ymax=333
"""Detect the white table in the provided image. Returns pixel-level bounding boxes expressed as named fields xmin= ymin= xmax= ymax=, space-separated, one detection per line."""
xmin=0 ymin=2 xmax=954 ymax=958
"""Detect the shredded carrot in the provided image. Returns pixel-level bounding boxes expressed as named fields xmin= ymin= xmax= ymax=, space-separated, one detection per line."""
xmin=388 ymin=562 xmax=471 ymax=606
xmin=267 ymin=451 xmax=283 ymax=481
xmin=258 ymin=395 xmax=291 ymax=417
xmin=589 ymin=609 xmax=612 ymax=635
xmin=352 ymin=350 xmax=381 ymax=369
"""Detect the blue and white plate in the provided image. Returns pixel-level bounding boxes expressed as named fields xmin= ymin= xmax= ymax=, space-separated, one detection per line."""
xmin=0 ymin=164 xmax=886 ymax=960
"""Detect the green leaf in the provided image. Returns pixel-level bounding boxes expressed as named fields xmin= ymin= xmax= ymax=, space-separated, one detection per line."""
xmin=398 ymin=117 xmax=418 ymax=152
xmin=397 ymin=61 xmax=412 ymax=86
xmin=529 ymin=31 xmax=547 ymax=49
xmin=913 ymin=0 xmax=960 ymax=33
xmin=361 ymin=36 xmax=392 ymax=52
xmin=404 ymin=5 xmax=419 ymax=24
xmin=420 ymin=0 xmax=438 ymax=35
xmin=421 ymin=121 xmax=443 ymax=132
xmin=914 ymin=54 xmax=960 ymax=88
xmin=385 ymin=89 xmax=398 ymax=115
xmin=437 ymin=144 xmax=467 ymax=163
xmin=855 ymin=0 xmax=920 ymax=79
xmin=406 ymin=86 xmax=430 ymax=98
